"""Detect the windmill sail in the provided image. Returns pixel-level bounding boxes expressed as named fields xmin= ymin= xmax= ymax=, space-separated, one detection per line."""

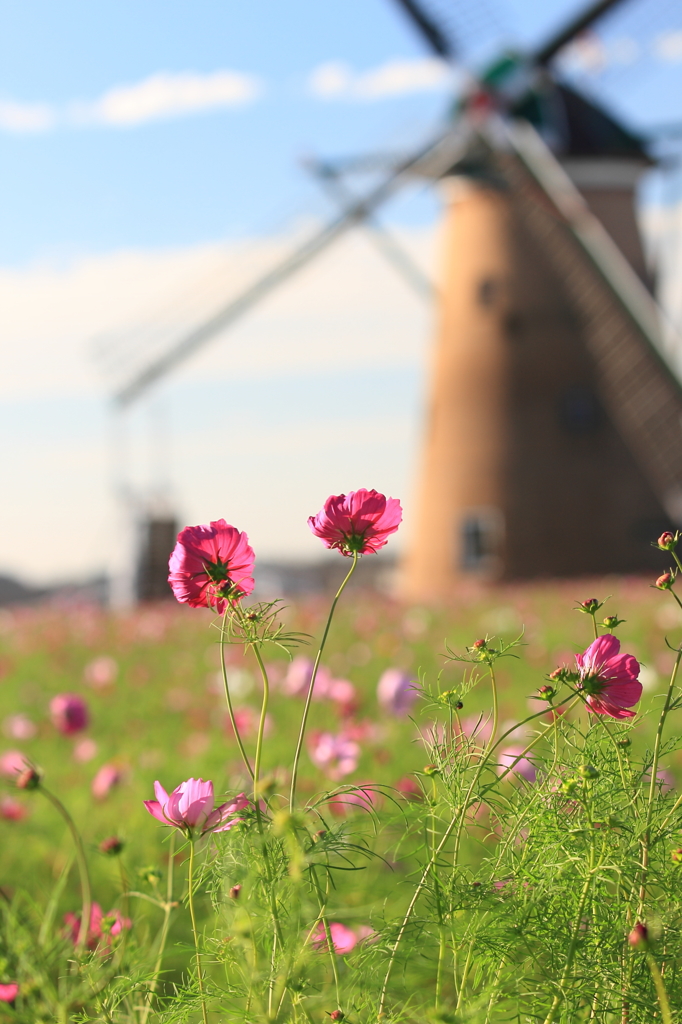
xmin=498 ymin=120 xmax=682 ymax=519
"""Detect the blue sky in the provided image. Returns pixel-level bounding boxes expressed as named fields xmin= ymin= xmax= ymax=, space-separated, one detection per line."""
xmin=0 ymin=0 xmax=681 ymax=585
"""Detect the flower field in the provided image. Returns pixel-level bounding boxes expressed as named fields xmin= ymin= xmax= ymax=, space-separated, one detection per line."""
xmin=1 ymin=494 xmax=682 ymax=1022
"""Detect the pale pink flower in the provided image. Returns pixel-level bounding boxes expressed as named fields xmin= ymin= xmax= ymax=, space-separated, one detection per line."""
xmin=64 ymin=903 xmax=131 ymax=949
xmin=396 ymin=775 xmax=423 ymax=801
xmin=92 ymin=764 xmax=122 ymax=800
xmin=308 ymin=489 xmax=402 ymax=556
xmin=283 ymin=657 xmax=332 ymax=698
xmin=576 ymin=634 xmax=642 ymax=719
xmin=0 ymin=750 xmax=28 ymax=778
xmin=0 ymin=983 xmax=18 ymax=1002
xmin=84 ymin=656 xmax=118 ymax=689
xmin=497 ymin=746 xmax=536 ymax=783
xmin=73 ymin=738 xmax=98 ymax=763
xmin=377 ymin=669 xmax=417 ymax=716
xmin=309 ymin=732 xmax=360 ymax=780
xmin=144 ymin=778 xmax=248 ymax=836
xmin=327 ymin=678 xmax=357 ymax=714
xmin=168 ymin=520 xmax=255 ymax=612
xmin=0 ymin=796 xmax=27 ymax=821
xmin=328 ymin=783 xmax=379 ymax=816
xmin=224 ymin=707 xmax=273 ymax=739
xmin=312 ymin=921 xmax=359 ymax=955
xmin=50 ymin=693 xmax=89 ymax=735
xmin=458 ymin=715 xmax=493 ymax=745
xmin=3 ymin=714 xmax=36 ymax=740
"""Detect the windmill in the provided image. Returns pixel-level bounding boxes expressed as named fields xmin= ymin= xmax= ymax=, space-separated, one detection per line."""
xmin=99 ymin=0 xmax=682 ymax=601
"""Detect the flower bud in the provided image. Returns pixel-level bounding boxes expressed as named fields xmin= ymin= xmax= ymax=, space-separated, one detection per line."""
xmin=602 ymin=615 xmax=620 ymax=629
xmin=423 ymin=764 xmax=440 ymax=776
xmin=99 ymin=836 xmax=125 ymax=856
xmin=560 ymin=779 xmax=579 ymax=797
xmin=579 ymin=598 xmax=601 ymax=613
xmin=617 ymin=737 xmax=631 ymax=748
xmin=658 ymin=531 xmax=676 ymax=551
xmin=656 ymin=572 xmax=674 ymax=590
xmin=15 ymin=766 xmax=40 ymax=791
xmin=138 ymin=866 xmax=162 ymax=885
xmin=671 ymin=848 xmax=682 ymax=865
xmin=537 ymin=685 xmax=554 ymax=701
xmin=472 ymin=639 xmax=487 ymax=650
xmin=628 ymin=921 xmax=648 ymax=949
xmin=578 ymin=764 xmax=599 ymax=781
xmin=329 ymin=1012 xmax=345 ymax=1021
xmin=229 ymin=884 xmax=242 ymax=899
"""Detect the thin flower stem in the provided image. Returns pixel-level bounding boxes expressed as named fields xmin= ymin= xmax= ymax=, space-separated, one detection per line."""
xmin=378 ymin=696 xmax=581 ymax=1018
xmin=220 ymin=609 xmax=254 ymax=779
xmin=311 ymin=867 xmax=341 ymax=1010
xmin=541 ymin=840 xmax=607 ymax=1024
xmin=289 ymin=552 xmax=358 ymax=811
xmin=40 ymin=786 xmax=92 ymax=954
xmin=638 ymin=648 xmax=681 ymax=916
xmin=645 ymin=951 xmax=674 ymax=1024
xmin=140 ymin=833 xmax=176 ymax=1024
xmin=187 ymin=841 xmax=209 ymax=1024
xmin=251 ymin=643 xmax=271 ymax=802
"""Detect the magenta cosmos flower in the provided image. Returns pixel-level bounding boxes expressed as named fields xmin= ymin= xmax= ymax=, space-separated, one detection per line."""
xmin=144 ymin=778 xmax=248 ymax=837
xmin=312 ymin=921 xmax=359 ymax=955
xmin=308 ymin=489 xmax=402 ymax=556
xmin=0 ymin=984 xmax=18 ymax=1002
xmin=50 ymin=693 xmax=89 ymax=735
xmin=575 ymin=634 xmax=642 ymax=719
xmin=377 ymin=668 xmax=417 ymax=716
xmin=168 ymin=519 xmax=255 ymax=612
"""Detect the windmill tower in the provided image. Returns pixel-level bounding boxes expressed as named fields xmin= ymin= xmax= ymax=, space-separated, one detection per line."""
xmin=395 ymin=0 xmax=682 ymax=598
xmin=100 ymin=0 xmax=682 ymax=601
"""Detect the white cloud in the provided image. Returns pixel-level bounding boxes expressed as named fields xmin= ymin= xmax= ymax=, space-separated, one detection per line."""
xmin=654 ymin=31 xmax=682 ymax=62
xmin=0 ymin=68 xmax=261 ymax=134
xmin=71 ymin=69 xmax=261 ymax=127
xmin=0 ymin=98 xmax=55 ymax=133
xmin=0 ymin=225 xmax=436 ymax=579
xmin=309 ymin=57 xmax=455 ymax=100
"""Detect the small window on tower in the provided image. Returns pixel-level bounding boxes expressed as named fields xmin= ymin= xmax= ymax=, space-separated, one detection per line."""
xmin=460 ymin=508 xmax=503 ymax=574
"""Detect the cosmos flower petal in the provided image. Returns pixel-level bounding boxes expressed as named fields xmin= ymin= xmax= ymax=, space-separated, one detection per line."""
xmin=143 ymin=800 xmax=170 ymax=824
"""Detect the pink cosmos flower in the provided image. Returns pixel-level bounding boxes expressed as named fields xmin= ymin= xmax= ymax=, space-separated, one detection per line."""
xmin=64 ymin=903 xmax=131 ymax=950
xmin=497 ymin=746 xmax=537 ymax=783
xmin=313 ymin=921 xmax=359 ymax=955
xmin=0 ymin=983 xmax=18 ymax=1002
xmin=575 ymin=634 xmax=642 ymax=719
xmin=377 ymin=669 xmax=417 ymax=716
xmin=3 ymin=714 xmax=36 ymax=740
xmin=0 ymin=796 xmax=27 ymax=821
xmin=283 ymin=657 xmax=332 ymax=698
xmin=84 ymin=656 xmax=118 ymax=689
xmin=309 ymin=732 xmax=360 ymax=780
xmin=144 ymin=778 xmax=248 ymax=836
xmin=92 ymin=764 xmax=122 ymax=800
xmin=73 ymin=738 xmax=98 ymax=763
xmin=0 ymin=750 xmax=27 ymax=778
xmin=168 ymin=520 xmax=255 ymax=612
xmin=308 ymin=489 xmax=402 ymax=556
xmin=50 ymin=693 xmax=89 ymax=735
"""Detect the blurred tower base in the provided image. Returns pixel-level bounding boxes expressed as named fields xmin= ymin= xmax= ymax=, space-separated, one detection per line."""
xmin=402 ymin=134 xmax=678 ymax=602
xmin=134 ymin=514 xmax=178 ymax=602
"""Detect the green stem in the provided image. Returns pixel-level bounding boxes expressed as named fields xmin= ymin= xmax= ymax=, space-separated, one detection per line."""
xmin=187 ymin=841 xmax=208 ymax=1024
xmin=646 ymin=951 xmax=674 ymax=1024
xmin=638 ymin=648 xmax=681 ymax=916
xmin=311 ymin=867 xmax=341 ymax=1011
xmin=251 ymin=644 xmax=271 ymax=804
xmin=378 ymin=696 xmax=580 ymax=1018
xmin=40 ymin=786 xmax=92 ymax=954
xmin=140 ymin=833 xmax=176 ymax=1024
xmin=289 ymin=552 xmax=358 ymax=811
xmin=542 ymin=840 xmax=606 ymax=1024
xmin=220 ymin=608 xmax=254 ymax=779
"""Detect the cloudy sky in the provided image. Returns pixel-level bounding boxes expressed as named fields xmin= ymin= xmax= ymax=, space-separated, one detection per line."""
xmin=1 ymin=0 xmax=681 ymax=585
